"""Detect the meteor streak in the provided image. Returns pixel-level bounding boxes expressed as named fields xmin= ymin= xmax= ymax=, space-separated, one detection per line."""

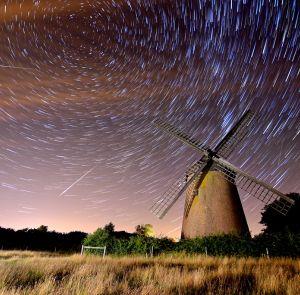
xmin=58 ymin=167 xmax=95 ymax=197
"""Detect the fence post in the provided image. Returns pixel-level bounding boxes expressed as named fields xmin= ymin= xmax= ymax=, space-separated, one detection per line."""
xmin=266 ymin=248 xmax=269 ymax=258
xmin=151 ymin=246 xmax=154 ymax=258
xmin=205 ymin=247 xmax=208 ymax=257
xmin=103 ymin=246 xmax=106 ymax=258
xmin=80 ymin=245 xmax=84 ymax=256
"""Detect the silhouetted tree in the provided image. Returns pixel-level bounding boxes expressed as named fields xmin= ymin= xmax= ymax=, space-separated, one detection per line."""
xmin=103 ymin=222 xmax=115 ymax=233
xmin=37 ymin=225 xmax=48 ymax=232
xmin=260 ymin=192 xmax=300 ymax=234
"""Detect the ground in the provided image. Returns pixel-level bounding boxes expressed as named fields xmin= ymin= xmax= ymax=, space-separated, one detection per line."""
xmin=0 ymin=251 xmax=299 ymax=294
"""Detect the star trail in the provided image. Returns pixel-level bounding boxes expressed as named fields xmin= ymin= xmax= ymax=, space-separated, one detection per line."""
xmin=0 ymin=0 xmax=299 ymax=237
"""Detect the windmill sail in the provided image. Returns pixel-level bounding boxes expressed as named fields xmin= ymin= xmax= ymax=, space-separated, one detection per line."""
xmin=214 ymin=110 xmax=255 ymax=159
xmin=183 ymin=173 xmax=203 ymax=217
xmin=154 ymin=119 xmax=209 ymax=156
xmin=212 ymin=157 xmax=295 ymax=215
xmin=150 ymin=159 xmax=207 ymax=219
xmin=183 ymin=157 xmax=212 ymax=217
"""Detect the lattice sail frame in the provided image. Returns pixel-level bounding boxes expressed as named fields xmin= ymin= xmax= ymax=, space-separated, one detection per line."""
xmin=154 ymin=119 xmax=210 ymax=156
xmin=212 ymin=158 xmax=295 ymax=215
xmin=183 ymin=173 xmax=202 ymax=217
xmin=150 ymin=159 xmax=207 ymax=219
xmin=214 ymin=110 xmax=255 ymax=158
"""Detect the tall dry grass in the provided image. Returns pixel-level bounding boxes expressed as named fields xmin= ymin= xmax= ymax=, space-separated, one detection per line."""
xmin=0 ymin=251 xmax=299 ymax=294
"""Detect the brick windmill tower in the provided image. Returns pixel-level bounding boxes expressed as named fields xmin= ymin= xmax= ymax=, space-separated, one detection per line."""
xmin=150 ymin=110 xmax=294 ymax=238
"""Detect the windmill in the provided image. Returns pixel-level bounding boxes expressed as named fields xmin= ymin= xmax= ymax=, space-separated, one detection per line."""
xmin=150 ymin=110 xmax=295 ymax=238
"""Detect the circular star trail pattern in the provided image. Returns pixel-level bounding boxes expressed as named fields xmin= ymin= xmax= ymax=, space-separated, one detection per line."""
xmin=0 ymin=0 xmax=299 ymax=237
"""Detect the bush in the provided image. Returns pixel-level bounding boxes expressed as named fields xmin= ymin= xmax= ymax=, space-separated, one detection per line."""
xmin=83 ymin=228 xmax=300 ymax=257
xmin=253 ymin=231 xmax=300 ymax=257
xmin=176 ymin=234 xmax=255 ymax=257
xmin=83 ymin=228 xmax=175 ymax=256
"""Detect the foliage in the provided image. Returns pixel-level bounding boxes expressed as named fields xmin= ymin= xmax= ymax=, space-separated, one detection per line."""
xmin=103 ymin=222 xmax=115 ymax=233
xmin=0 ymin=226 xmax=86 ymax=253
xmin=83 ymin=226 xmax=300 ymax=257
xmin=253 ymin=231 xmax=300 ymax=258
xmin=83 ymin=228 xmax=109 ymax=247
xmin=83 ymin=228 xmax=114 ymax=252
xmin=84 ymin=226 xmax=173 ymax=255
xmin=37 ymin=225 xmax=48 ymax=232
xmin=135 ymin=224 xmax=155 ymax=237
xmin=176 ymin=234 xmax=255 ymax=257
xmin=260 ymin=193 xmax=300 ymax=234
xmin=1 ymin=220 xmax=300 ymax=257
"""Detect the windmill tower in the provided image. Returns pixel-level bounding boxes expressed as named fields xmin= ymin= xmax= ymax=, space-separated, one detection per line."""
xmin=150 ymin=110 xmax=294 ymax=238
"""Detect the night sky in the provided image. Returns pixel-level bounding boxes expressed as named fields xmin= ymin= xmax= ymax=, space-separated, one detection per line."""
xmin=0 ymin=0 xmax=299 ymax=238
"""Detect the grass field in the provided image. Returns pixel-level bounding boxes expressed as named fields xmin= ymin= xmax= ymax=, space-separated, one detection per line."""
xmin=0 ymin=251 xmax=299 ymax=294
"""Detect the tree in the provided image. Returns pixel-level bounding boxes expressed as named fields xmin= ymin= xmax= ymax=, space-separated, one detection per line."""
xmin=37 ymin=225 xmax=48 ymax=232
xmin=135 ymin=224 xmax=154 ymax=237
xmin=83 ymin=228 xmax=110 ymax=247
xmin=260 ymin=192 xmax=300 ymax=234
xmin=103 ymin=222 xmax=115 ymax=233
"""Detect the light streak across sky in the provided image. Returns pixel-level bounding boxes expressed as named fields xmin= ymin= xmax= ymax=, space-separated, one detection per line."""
xmin=58 ymin=167 xmax=96 ymax=197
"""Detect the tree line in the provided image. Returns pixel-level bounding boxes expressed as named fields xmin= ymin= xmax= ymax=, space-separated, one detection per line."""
xmin=0 ymin=225 xmax=86 ymax=253
xmin=0 ymin=193 xmax=299 ymax=256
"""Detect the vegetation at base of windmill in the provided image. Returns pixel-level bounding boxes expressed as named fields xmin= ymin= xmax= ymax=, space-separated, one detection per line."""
xmin=175 ymin=234 xmax=256 ymax=257
xmin=83 ymin=224 xmax=300 ymax=257
xmin=250 ymin=192 xmax=300 ymax=258
xmin=253 ymin=231 xmax=300 ymax=257
xmin=83 ymin=191 xmax=300 ymax=257
xmin=260 ymin=193 xmax=300 ymax=234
